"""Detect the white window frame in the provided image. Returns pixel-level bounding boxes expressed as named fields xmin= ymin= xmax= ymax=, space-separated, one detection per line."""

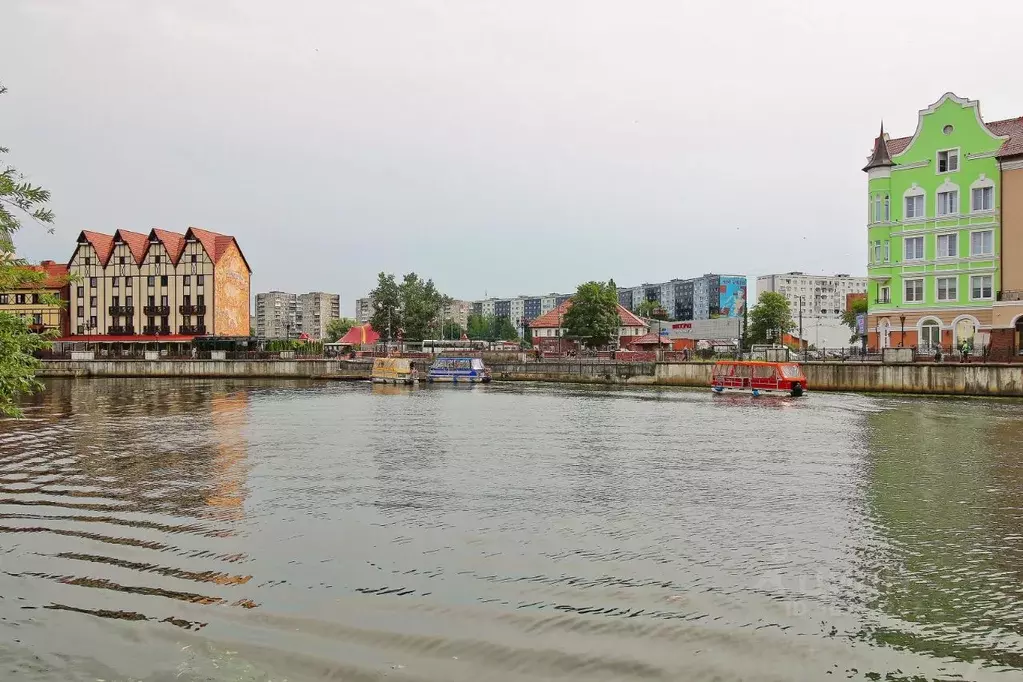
xmin=904 ymin=236 xmax=925 ymax=261
xmin=904 ymin=186 xmax=926 ymax=220
xmin=879 ymin=285 xmax=891 ymax=304
xmin=970 ymin=175 xmax=995 ymax=213
xmin=873 ymin=195 xmax=882 ymax=223
xmin=919 ymin=319 xmax=942 ymax=350
xmin=883 ymin=240 xmax=890 ymax=262
xmin=970 ymin=229 xmax=994 ymax=257
xmin=936 ymin=147 xmax=960 ymax=174
xmin=904 ymin=278 xmax=925 ymax=303
xmin=936 ymin=232 xmax=958 ymax=259
xmin=873 ymin=240 xmax=882 ymax=263
xmin=935 ymin=276 xmax=958 ymax=302
xmin=970 ymin=274 xmax=993 ymax=301
xmin=883 ymin=195 xmax=890 ymax=222
xmin=936 ymin=189 xmax=959 ymax=216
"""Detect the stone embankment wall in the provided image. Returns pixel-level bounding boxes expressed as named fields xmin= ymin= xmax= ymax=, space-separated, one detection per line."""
xmin=490 ymin=361 xmax=1023 ymax=396
xmin=38 ymin=359 xmax=374 ymax=379
xmin=36 ymin=359 xmax=1023 ymax=396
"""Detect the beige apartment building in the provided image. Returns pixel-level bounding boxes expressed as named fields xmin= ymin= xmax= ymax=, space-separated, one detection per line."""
xmin=298 ymin=292 xmax=340 ymax=340
xmin=67 ymin=227 xmax=251 ymax=339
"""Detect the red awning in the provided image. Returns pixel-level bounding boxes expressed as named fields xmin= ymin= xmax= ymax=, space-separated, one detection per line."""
xmin=54 ymin=335 xmax=197 ymax=342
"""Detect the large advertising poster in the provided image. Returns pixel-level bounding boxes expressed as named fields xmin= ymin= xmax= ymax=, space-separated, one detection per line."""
xmin=718 ymin=277 xmax=747 ymax=318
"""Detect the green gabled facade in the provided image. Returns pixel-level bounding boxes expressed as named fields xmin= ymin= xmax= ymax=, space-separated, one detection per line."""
xmin=865 ymin=93 xmax=1006 ymax=351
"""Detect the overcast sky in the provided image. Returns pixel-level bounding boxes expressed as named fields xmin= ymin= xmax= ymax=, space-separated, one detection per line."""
xmin=4 ymin=0 xmax=1023 ymax=315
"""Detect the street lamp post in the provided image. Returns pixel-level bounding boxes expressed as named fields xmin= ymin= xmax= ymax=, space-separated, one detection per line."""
xmin=900 ymin=314 xmax=906 ymax=348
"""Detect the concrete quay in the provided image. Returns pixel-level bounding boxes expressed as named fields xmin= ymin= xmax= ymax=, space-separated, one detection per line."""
xmin=35 ymin=359 xmax=1023 ymax=397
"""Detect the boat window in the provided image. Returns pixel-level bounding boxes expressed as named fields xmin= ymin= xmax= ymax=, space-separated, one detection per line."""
xmin=753 ymin=365 xmax=776 ymax=378
xmin=779 ymin=364 xmax=801 ymax=378
xmin=734 ymin=364 xmax=752 ymax=378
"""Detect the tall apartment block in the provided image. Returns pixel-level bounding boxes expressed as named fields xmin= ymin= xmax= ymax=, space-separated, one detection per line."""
xmin=756 ymin=273 xmax=866 ymax=322
xmin=255 ymin=291 xmax=297 ymax=339
xmin=68 ymin=227 xmax=251 ymax=339
xmin=255 ymin=290 xmax=340 ymax=339
xmin=617 ymin=274 xmax=748 ymax=321
xmin=297 ymin=292 xmax=341 ymax=340
xmin=864 ymin=93 xmax=1023 ymax=352
xmin=355 ymin=297 xmax=375 ymax=324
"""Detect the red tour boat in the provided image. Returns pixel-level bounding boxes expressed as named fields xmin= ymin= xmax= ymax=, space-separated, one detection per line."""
xmin=711 ymin=361 xmax=807 ymax=397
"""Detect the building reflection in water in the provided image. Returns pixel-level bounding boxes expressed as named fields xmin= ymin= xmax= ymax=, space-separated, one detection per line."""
xmin=204 ymin=390 xmax=250 ymax=521
xmin=7 ymin=379 xmax=252 ymax=524
xmin=862 ymin=399 xmax=1023 ymax=668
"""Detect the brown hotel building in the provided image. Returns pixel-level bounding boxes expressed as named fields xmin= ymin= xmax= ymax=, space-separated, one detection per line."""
xmin=64 ymin=227 xmax=250 ymax=343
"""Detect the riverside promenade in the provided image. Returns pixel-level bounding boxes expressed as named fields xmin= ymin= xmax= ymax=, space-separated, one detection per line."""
xmin=36 ymin=358 xmax=1023 ymax=397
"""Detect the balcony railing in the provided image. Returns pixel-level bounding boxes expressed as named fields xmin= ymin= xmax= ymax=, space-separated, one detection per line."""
xmin=29 ymin=324 xmax=48 ymax=334
xmin=179 ymin=304 xmax=207 ymax=316
xmin=142 ymin=325 xmax=172 ymax=335
xmin=108 ymin=305 xmax=135 ymax=316
xmin=108 ymin=326 xmax=135 ymax=335
xmin=179 ymin=325 xmax=207 ymax=335
xmin=143 ymin=305 xmax=170 ymax=316
xmin=997 ymin=290 xmax=1023 ymax=302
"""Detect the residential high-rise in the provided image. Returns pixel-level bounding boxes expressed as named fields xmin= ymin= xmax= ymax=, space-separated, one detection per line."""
xmin=617 ymin=275 xmax=747 ymax=321
xmin=355 ymin=297 xmax=375 ymax=324
xmin=756 ymin=273 xmax=866 ymax=322
xmin=68 ymin=227 xmax=251 ymax=339
xmin=864 ymin=93 xmax=1023 ymax=352
xmin=255 ymin=291 xmax=297 ymax=339
xmin=297 ymin=292 xmax=340 ymax=340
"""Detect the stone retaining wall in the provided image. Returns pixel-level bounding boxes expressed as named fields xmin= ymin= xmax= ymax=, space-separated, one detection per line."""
xmin=35 ymin=359 xmax=1023 ymax=396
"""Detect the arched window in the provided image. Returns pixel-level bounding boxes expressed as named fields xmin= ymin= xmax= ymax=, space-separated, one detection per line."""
xmin=970 ymin=174 xmax=995 ymax=213
xmin=904 ymin=184 xmax=926 ymax=220
xmin=919 ymin=318 xmax=941 ymax=351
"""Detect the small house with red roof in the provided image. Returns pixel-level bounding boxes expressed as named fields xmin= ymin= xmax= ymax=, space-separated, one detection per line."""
xmin=0 ymin=260 xmax=70 ymax=336
xmin=65 ymin=226 xmax=251 ymax=347
xmin=529 ymin=299 xmax=649 ymax=352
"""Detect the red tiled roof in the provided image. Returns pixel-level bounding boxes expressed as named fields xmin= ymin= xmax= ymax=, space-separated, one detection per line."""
xmin=113 ymin=229 xmax=150 ymax=265
xmin=78 ymin=231 xmax=116 ymax=265
xmin=151 ymin=229 xmax=186 ymax=264
xmin=884 ymin=116 xmax=1023 ymax=160
xmin=529 ymin=299 xmax=649 ymax=329
xmin=630 ymin=333 xmax=671 ymax=346
xmin=186 ymin=227 xmax=251 ymax=271
xmin=13 ymin=261 xmax=68 ymax=289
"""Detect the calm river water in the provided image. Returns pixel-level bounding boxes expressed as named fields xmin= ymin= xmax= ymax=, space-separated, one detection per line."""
xmin=1 ymin=379 xmax=1022 ymax=681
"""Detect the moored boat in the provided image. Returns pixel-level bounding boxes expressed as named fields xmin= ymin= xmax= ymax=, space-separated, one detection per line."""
xmin=710 ymin=360 xmax=807 ymax=397
xmin=427 ymin=356 xmax=491 ymax=383
xmin=370 ymin=357 xmax=419 ymax=385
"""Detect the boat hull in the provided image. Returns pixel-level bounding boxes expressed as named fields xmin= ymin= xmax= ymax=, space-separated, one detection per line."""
xmin=426 ymin=374 xmax=491 ymax=384
xmin=371 ymin=377 xmax=418 ymax=385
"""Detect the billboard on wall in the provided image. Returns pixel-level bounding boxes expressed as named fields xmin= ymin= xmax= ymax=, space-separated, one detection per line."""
xmin=718 ymin=276 xmax=747 ymax=318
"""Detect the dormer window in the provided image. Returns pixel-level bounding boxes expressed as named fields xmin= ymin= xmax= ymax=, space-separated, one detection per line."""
xmin=937 ymin=149 xmax=959 ymax=173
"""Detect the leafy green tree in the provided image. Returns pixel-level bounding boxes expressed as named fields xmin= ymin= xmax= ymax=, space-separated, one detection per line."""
xmin=439 ymin=318 xmax=464 ymax=340
xmin=325 ymin=317 xmax=356 ymax=343
xmin=841 ymin=297 xmax=868 ymax=343
xmin=0 ymin=84 xmax=57 ymax=416
xmin=368 ymin=273 xmax=401 ymax=342
xmin=522 ymin=320 xmax=533 ymax=345
xmin=563 ymin=280 xmax=620 ymax=349
xmin=747 ymin=291 xmax=795 ymax=345
xmin=465 ymin=313 xmax=519 ymax=341
xmin=398 ymin=272 xmax=444 ymax=342
xmin=466 ymin=313 xmax=488 ymax=340
xmin=493 ymin=315 xmax=519 ymax=341
xmin=635 ymin=299 xmax=659 ymax=319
